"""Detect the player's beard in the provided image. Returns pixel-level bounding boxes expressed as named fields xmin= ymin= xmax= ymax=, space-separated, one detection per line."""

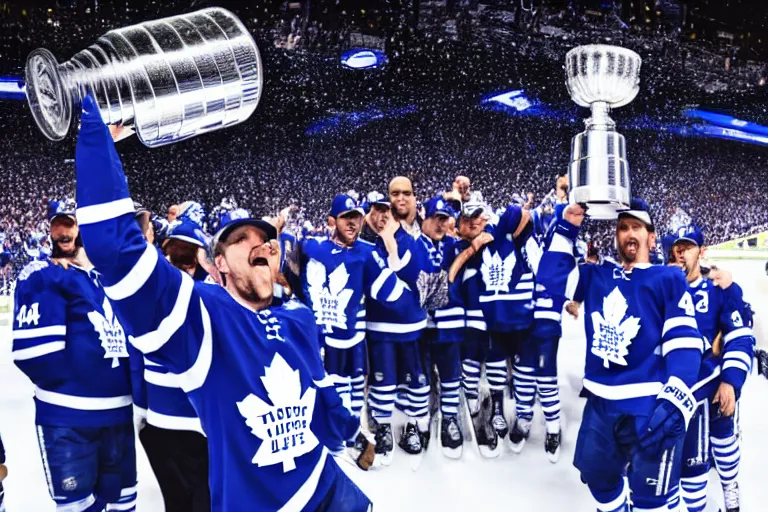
xmin=618 ymin=237 xmax=641 ymax=264
xmin=51 ymin=234 xmax=82 ymax=259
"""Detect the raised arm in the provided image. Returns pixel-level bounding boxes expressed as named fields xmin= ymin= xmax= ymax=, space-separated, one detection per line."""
xmin=74 ymin=96 xmax=208 ymax=390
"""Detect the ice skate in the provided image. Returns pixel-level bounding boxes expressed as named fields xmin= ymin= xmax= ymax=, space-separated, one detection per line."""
xmin=723 ymin=481 xmax=740 ymax=512
xmin=373 ymin=421 xmax=394 ymax=467
xmin=544 ymin=430 xmax=561 ymax=463
xmin=508 ymin=418 xmax=531 ymax=454
xmin=440 ymin=415 xmax=463 ymax=459
xmin=490 ymin=390 xmax=509 ymax=439
xmin=471 ymin=395 xmax=501 ymax=458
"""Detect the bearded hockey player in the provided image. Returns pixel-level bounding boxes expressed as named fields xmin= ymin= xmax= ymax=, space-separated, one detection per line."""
xmin=12 ymin=203 xmax=137 ymax=512
xmin=537 ymin=199 xmax=703 ymax=512
xmin=74 ymin=96 xmax=371 ymax=511
xmin=359 ymin=192 xmax=429 ymax=464
xmin=672 ymin=226 xmax=754 ymax=512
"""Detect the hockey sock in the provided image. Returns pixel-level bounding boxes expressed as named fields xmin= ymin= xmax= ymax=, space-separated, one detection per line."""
xmin=105 ymin=486 xmax=137 ymax=512
xmin=405 ymin=383 xmax=431 ymax=424
xmin=368 ymin=384 xmax=396 ymax=420
xmin=711 ymin=434 xmax=740 ymax=486
xmin=462 ymin=359 xmax=481 ymax=409
xmin=512 ymin=365 xmax=535 ymax=422
xmin=680 ymin=474 xmax=708 ymax=512
xmin=395 ymin=383 xmax=409 ymax=412
xmin=485 ymin=359 xmax=507 ymax=393
xmin=440 ymin=380 xmax=461 ymax=417
xmin=590 ymin=476 xmax=629 ymax=512
xmin=350 ymin=375 xmax=366 ymax=417
xmin=536 ymin=375 xmax=561 ymax=434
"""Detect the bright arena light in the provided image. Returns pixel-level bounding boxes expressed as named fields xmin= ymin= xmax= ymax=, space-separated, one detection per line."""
xmin=340 ymin=49 xmax=388 ymax=70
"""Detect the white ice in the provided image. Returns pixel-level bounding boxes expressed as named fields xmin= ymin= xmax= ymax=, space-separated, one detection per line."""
xmin=1 ymin=260 xmax=766 ymax=511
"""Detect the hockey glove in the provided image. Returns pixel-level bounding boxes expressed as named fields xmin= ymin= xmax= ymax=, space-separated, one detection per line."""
xmin=639 ymin=377 xmax=695 ymax=454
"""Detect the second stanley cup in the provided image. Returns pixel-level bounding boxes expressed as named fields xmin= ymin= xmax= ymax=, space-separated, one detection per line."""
xmin=24 ymin=8 xmax=263 ymax=148
xmin=566 ymin=45 xmax=642 ymax=219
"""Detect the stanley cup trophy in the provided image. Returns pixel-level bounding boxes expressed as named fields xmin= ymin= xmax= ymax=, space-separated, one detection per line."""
xmin=566 ymin=45 xmax=642 ymax=219
xmin=24 ymin=8 xmax=263 ymax=148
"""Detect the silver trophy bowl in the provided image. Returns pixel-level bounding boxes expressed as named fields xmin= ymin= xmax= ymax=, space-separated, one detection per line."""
xmin=565 ymin=45 xmax=641 ymax=219
xmin=25 ymin=7 xmax=263 ymax=148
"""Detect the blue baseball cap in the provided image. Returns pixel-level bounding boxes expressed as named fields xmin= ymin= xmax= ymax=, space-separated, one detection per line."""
xmin=423 ymin=196 xmax=452 ymax=218
xmin=672 ymin=225 xmax=705 ymax=247
xmin=166 ymin=220 xmax=208 ymax=248
xmin=212 ymin=208 xmax=277 ymax=256
xmin=617 ymin=198 xmax=654 ymax=232
xmin=329 ymin=194 xmax=364 ymax=218
xmin=48 ymin=199 xmax=77 ymax=224
xmin=461 ymin=201 xmax=488 ymax=219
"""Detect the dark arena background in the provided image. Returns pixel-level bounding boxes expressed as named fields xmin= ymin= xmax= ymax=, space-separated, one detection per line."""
xmin=1 ymin=1 xmax=767 ymax=511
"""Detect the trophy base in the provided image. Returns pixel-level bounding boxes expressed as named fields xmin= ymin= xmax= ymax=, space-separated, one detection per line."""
xmin=582 ymin=202 xmax=625 ymax=221
xmin=25 ymin=48 xmax=72 ymax=142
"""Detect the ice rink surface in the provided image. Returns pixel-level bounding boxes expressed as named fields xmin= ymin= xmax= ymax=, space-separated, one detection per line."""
xmin=1 ymin=259 xmax=766 ymax=511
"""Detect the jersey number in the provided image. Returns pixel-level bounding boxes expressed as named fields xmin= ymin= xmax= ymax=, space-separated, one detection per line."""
xmin=16 ymin=303 xmax=41 ymax=328
xmin=678 ymin=292 xmax=695 ymax=317
xmin=694 ymin=290 xmax=709 ymax=314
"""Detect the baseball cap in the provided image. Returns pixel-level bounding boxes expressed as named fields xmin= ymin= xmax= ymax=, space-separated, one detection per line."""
xmin=672 ymin=225 xmax=704 ymax=247
xmin=329 ymin=194 xmax=364 ymax=218
xmin=461 ymin=201 xmax=487 ymax=219
xmin=423 ymin=196 xmax=452 ymax=218
xmin=166 ymin=220 xmax=208 ymax=248
xmin=617 ymin=198 xmax=654 ymax=232
xmin=212 ymin=208 xmax=277 ymax=256
xmin=363 ymin=191 xmax=391 ymax=212
xmin=48 ymin=198 xmax=77 ymax=223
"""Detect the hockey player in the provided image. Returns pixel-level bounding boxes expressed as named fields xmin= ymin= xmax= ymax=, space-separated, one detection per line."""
xmin=288 ymin=193 xmax=405 ymax=465
xmin=389 ymin=176 xmax=421 ymax=237
xmin=132 ymin=218 xmax=211 ymax=512
xmin=359 ymin=191 xmax=429 ymax=462
xmin=450 ymin=201 xmax=539 ymax=455
xmin=510 ymin=211 xmax=564 ymax=462
xmin=672 ymin=226 xmax=754 ymax=512
xmin=74 ymin=98 xmax=371 ymax=510
xmin=445 ymin=202 xmax=504 ymax=455
xmin=12 ymin=203 xmax=137 ymax=512
xmin=537 ymin=199 xmax=703 ymax=512
xmin=416 ymin=197 xmax=465 ymax=458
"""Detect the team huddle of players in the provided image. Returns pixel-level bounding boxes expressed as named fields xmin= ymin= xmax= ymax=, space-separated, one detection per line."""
xmin=7 ymin=102 xmax=757 ymax=512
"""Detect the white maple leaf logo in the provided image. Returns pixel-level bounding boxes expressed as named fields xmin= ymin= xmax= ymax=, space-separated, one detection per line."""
xmin=306 ymin=259 xmax=354 ymax=333
xmin=87 ymin=298 xmax=128 ymax=368
xmin=590 ymin=287 xmax=641 ymax=368
xmin=480 ymin=248 xmax=516 ymax=293
xmin=236 ymin=353 xmax=318 ymax=472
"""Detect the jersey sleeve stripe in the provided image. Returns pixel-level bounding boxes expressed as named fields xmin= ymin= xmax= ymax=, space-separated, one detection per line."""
xmin=549 ymin=232 xmax=574 ymax=254
xmin=534 ymin=311 xmax=562 ymax=321
xmin=435 ymin=307 xmax=464 ymax=317
xmin=129 ymin=275 xmax=195 ymax=354
xmin=12 ymin=325 xmax=67 ymax=340
xmin=385 ymin=279 xmax=406 ymax=302
xmin=662 ymin=316 xmax=699 ymax=336
xmin=724 ymin=327 xmax=754 ymax=343
xmin=388 ymin=249 xmax=411 ymax=272
xmin=722 ymin=360 xmax=750 ymax=374
xmin=662 ymin=337 xmax=704 ymax=356
xmin=369 ymin=268 xmax=394 ymax=300
xmin=178 ymin=300 xmax=213 ymax=393
xmin=12 ymin=341 xmax=66 ymax=361
xmin=437 ymin=320 xmax=465 ymax=329
xmin=564 ymin=266 xmax=580 ymax=300
xmin=723 ymin=352 xmax=752 ymax=367
xmin=76 ymin=198 xmax=135 ymax=226
xmin=103 ymin=245 xmax=159 ymax=301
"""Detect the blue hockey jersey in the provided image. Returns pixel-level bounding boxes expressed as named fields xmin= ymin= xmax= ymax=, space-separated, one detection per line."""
xmin=537 ymin=217 xmax=703 ymax=417
xmin=363 ymin=226 xmax=427 ymax=343
xmin=12 ymin=261 xmax=132 ymax=427
xmin=463 ymin=205 xmax=538 ymax=333
xmin=688 ymin=279 xmax=754 ymax=399
xmin=73 ymin=98 xmax=362 ymax=511
xmin=296 ymin=235 xmax=404 ymax=349
xmin=419 ymin=234 xmax=465 ymax=343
